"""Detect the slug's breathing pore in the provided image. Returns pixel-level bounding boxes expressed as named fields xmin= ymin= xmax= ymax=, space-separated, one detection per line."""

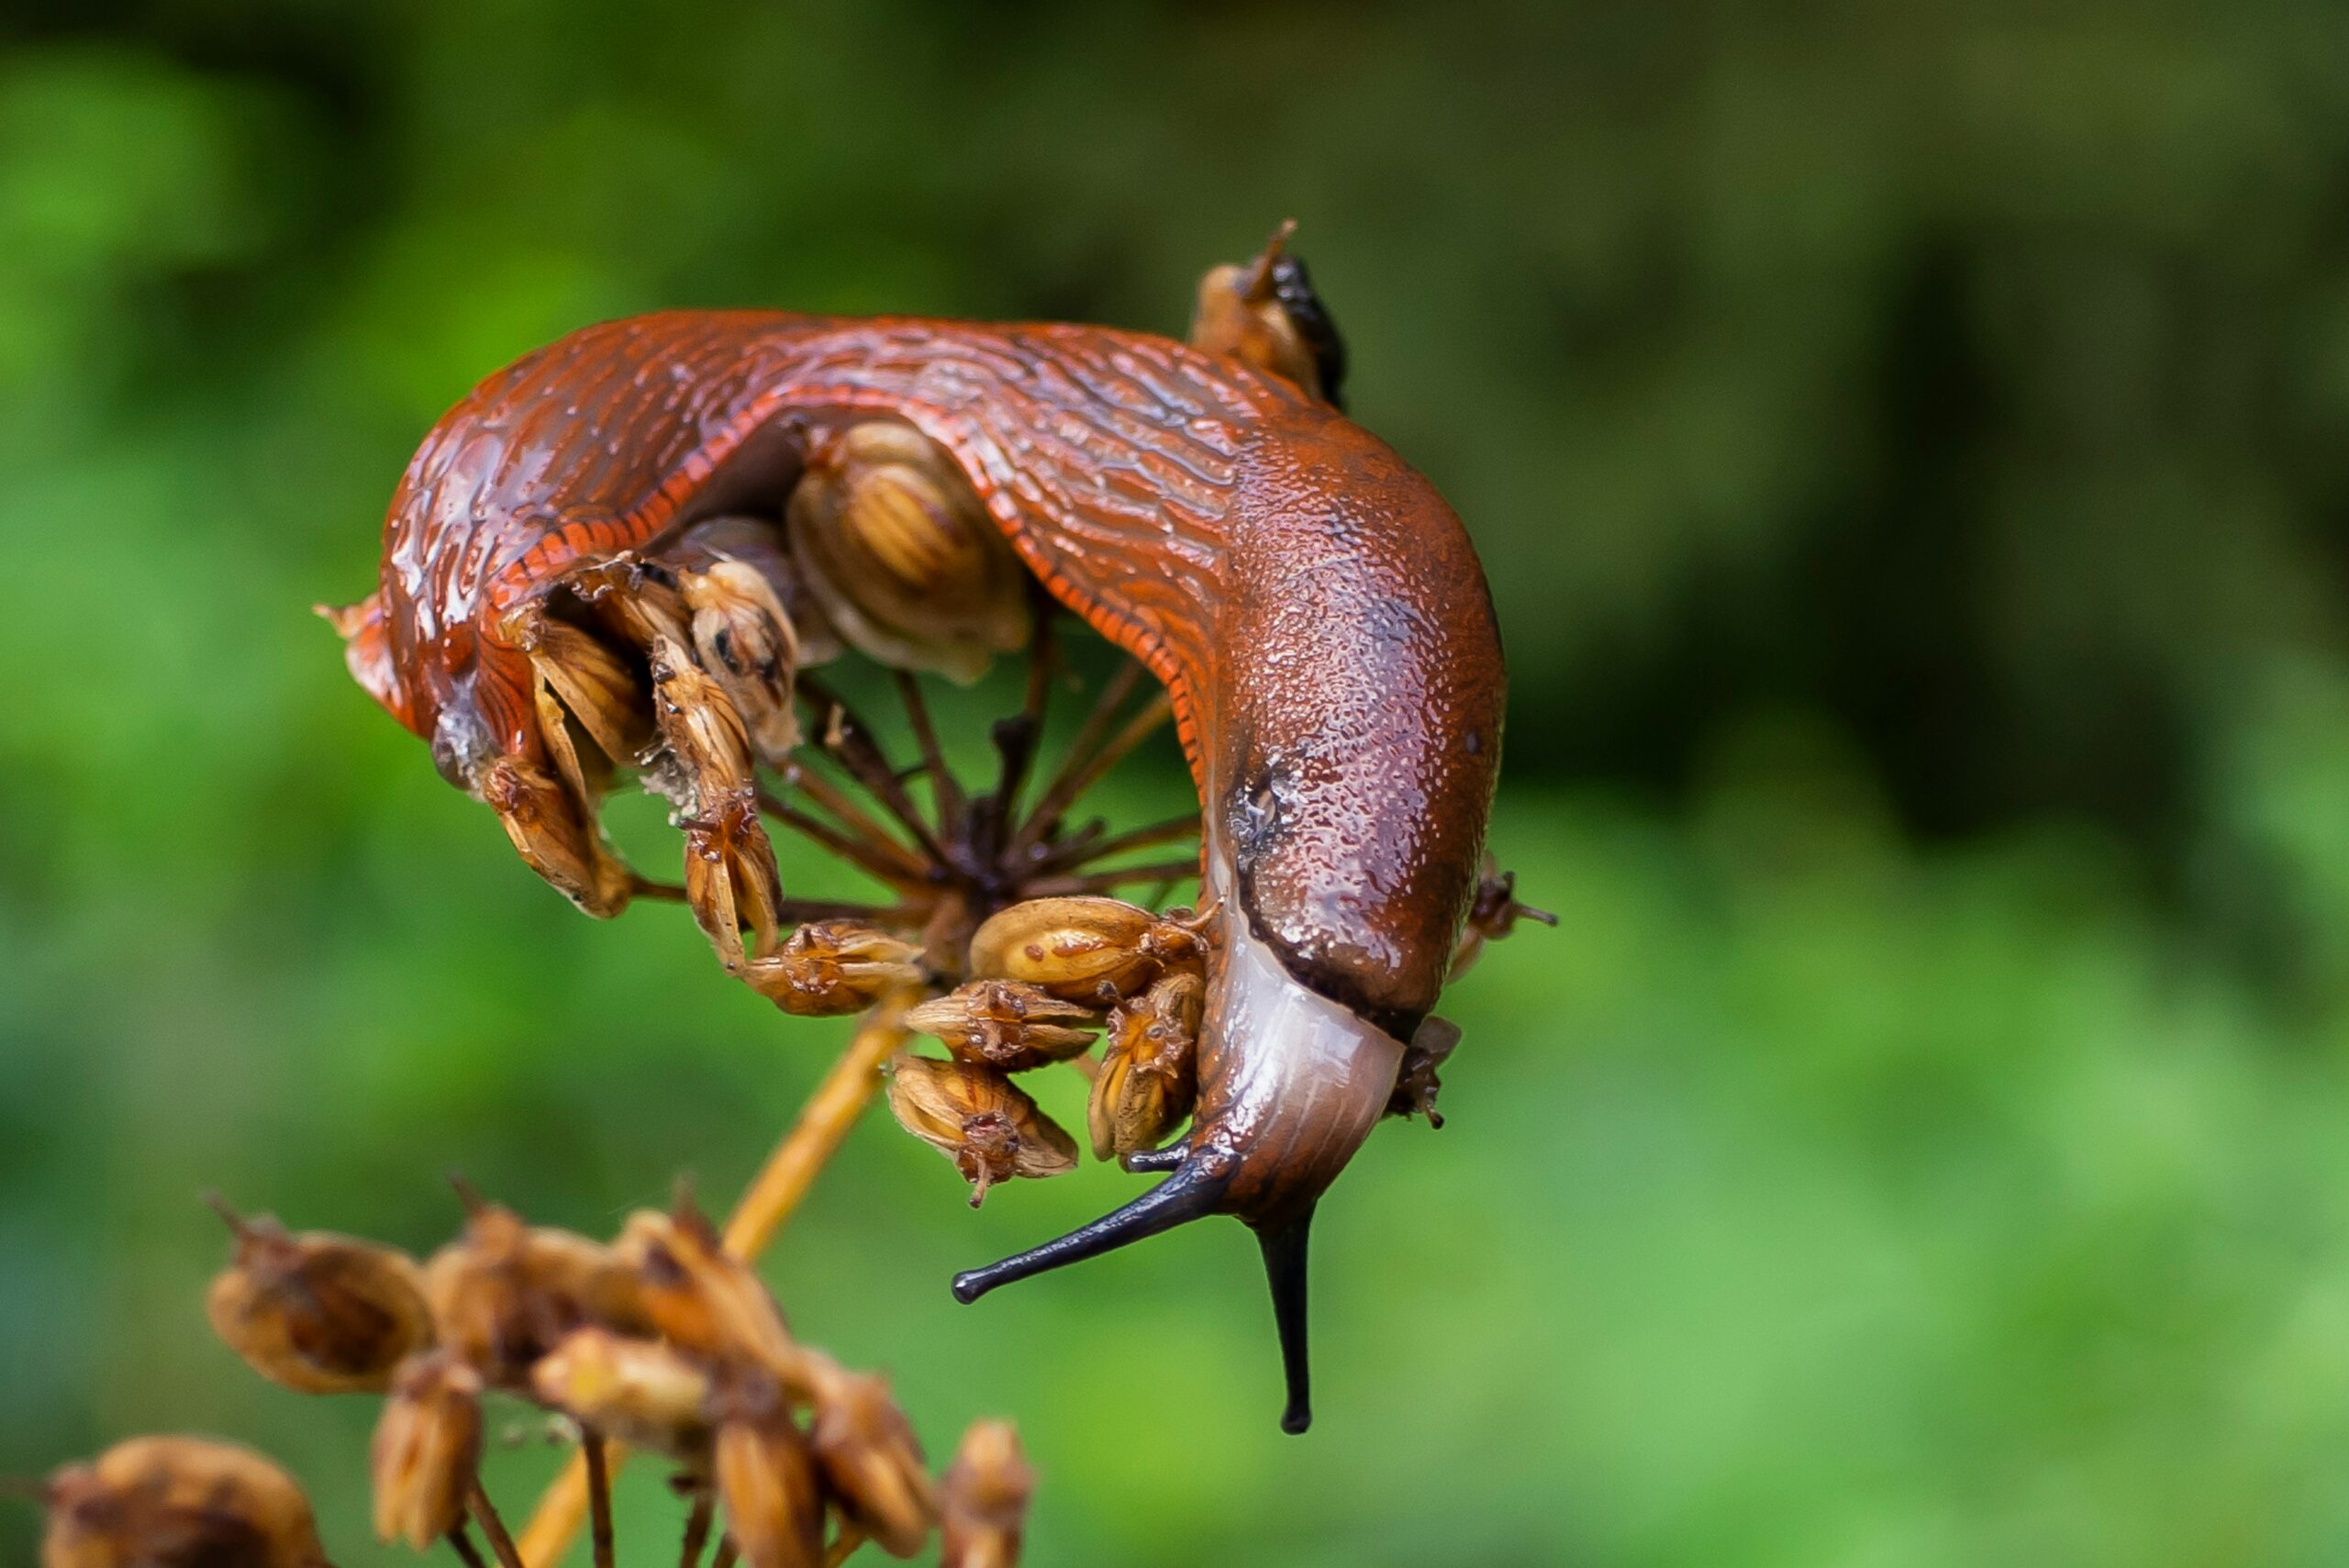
xmin=334 ymin=227 xmax=1508 ymax=1433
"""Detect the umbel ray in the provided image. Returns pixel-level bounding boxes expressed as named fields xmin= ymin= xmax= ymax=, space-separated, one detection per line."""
xmin=328 ymin=224 xmax=1542 ymax=1433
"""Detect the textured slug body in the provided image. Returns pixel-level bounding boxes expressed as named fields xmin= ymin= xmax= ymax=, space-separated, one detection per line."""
xmin=356 ymin=312 xmax=1506 ymax=1427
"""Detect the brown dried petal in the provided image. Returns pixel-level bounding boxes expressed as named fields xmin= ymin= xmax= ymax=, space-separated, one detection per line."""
xmin=483 ymin=753 xmax=633 ymax=918
xmin=806 ymin=1364 xmax=934 ymax=1558
xmin=43 ymin=1436 xmax=329 ymax=1568
xmin=938 ymin=1420 xmax=1034 ymax=1568
xmin=646 ymin=634 xmax=787 ymax=968
xmin=885 ymin=1055 xmax=1078 ymax=1207
xmin=612 ymin=1199 xmax=812 ymax=1392
xmin=527 ymin=616 xmax=651 ymax=769
xmin=713 ymin=1376 xmax=825 ymax=1568
xmin=965 ymin=896 xmax=1202 ymax=1005
xmin=1087 ymin=973 xmax=1203 ymax=1162
xmin=744 ymin=921 xmax=923 ymax=1017
xmin=204 ymin=1201 xmax=433 ymax=1396
xmin=683 ymin=557 xmax=802 ymax=764
xmin=370 ymin=1352 xmax=483 ymax=1551
xmin=905 ymin=980 xmax=1102 ymax=1072
xmin=531 ymin=1329 xmax=712 ymax=1466
xmin=421 ymin=1195 xmax=648 ymax=1392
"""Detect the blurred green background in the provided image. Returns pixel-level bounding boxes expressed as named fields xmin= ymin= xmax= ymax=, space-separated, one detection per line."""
xmin=6 ymin=1 xmax=2349 ymax=1563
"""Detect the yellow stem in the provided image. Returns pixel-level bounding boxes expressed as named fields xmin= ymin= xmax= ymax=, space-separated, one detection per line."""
xmin=515 ymin=1001 xmax=913 ymax=1567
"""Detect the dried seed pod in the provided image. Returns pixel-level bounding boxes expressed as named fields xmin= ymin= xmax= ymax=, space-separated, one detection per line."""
xmin=681 ymin=555 xmax=802 ymax=764
xmin=1386 ymin=1015 xmax=1460 ymax=1127
xmin=744 ymin=921 xmax=924 ymax=1017
xmin=1087 ymin=973 xmax=1204 ymax=1161
xmin=711 ymin=1373 xmax=825 ymax=1568
xmin=938 ymin=1420 xmax=1034 ymax=1568
xmin=885 ymin=1055 xmax=1078 ymax=1206
xmin=421 ymin=1188 xmax=648 ymax=1391
xmin=665 ymin=516 xmax=841 ymax=666
xmin=42 ymin=1436 xmax=329 ymax=1568
xmin=482 ymin=752 xmax=635 ymax=917
xmin=612 ymin=1196 xmax=811 ymax=1390
xmin=1187 ymin=220 xmax=1345 ymax=407
xmin=370 ymin=1351 xmax=484 ymax=1551
xmin=204 ymin=1197 xmax=433 ymax=1396
xmin=805 ymin=1363 xmax=934 ymax=1557
xmin=964 ymin=896 xmax=1204 ymax=1006
xmin=906 ymin=980 xmax=1102 ymax=1072
xmin=531 ymin=1329 xmax=712 ymax=1466
xmin=522 ymin=614 xmax=652 ymax=773
xmin=786 ymin=421 xmax=1030 ymax=682
xmin=645 ymin=635 xmax=789 ymax=971
xmin=1448 ymin=861 xmax=1556 ymax=980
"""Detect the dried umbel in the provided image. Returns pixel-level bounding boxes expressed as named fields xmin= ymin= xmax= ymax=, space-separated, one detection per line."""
xmin=748 ymin=920 xmax=924 ymax=1018
xmin=806 ymin=1364 xmax=936 ymax=1558
xmin=886 ymin=1054 xmax=1079 ymax=1206
xmin=203 ymin=1196 xmax=433 ymax=1395
xmin=787 ymin=421 xmax=1030 ymax=682
xmin=906 ymin=980 xmax=1102 ymax=1072
xmin=531 ymin=1328 xmax=713 ymax=1467
xmin=937 ymin=1421 xmax=1034 ymax=1568
xmin=422 ymin=1184 xmax=647 ymax=1390
xmin=964 ymin=896 xmax=1204 ymax=1007
xmin=1088 ymin=973 xmax=1204 ymax=1161
xmin=711 ymin=1372 xmax=827 ymax=1568
xmin=370 ymin=1352 xmax=484 ymax=1550
xmin=40 ymin=1436 xmax=329 ymax=1568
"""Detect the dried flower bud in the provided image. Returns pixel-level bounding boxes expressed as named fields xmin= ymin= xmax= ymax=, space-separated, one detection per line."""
xmin=482 ymin=752 xmax=634 ymax=918
xmin=1187 ymin=220 xmax=1345 ymax=407
xmin=711 ymin=1373 xmax=825 ymax=1568
xmin=1448 ymin=861 xmax=1556 ymax=980
xmin=644 ymin=634 xmax=788 ymax=970
xmin=744 ymin=921 xmax=923 ymax=1017
xmin=521 ymin=615 xmax=652 ymax=773
xmin=1386 ymin=1015 xmax=1461 ymax=1127
xmin=370 ymin=1352 xmax=483 ymax=1550
xmin=885 ymin=1055 xmax=1078 ymax=1206
xmin=1087 ymin=973 xmax=1203 ymax=1161
xmin=681 ymin=556 xmax=802 ymax=765
xmin=203 ymin=1197 xmax=433 ymax=1396
xmin=786 ymin=421 xmax=1030 ymax=682
xmin=966 ymin=896 xmax=1203 ymax=1006
xmin=421 ymin=1187 xmax=648 ymax=1391
xmin=531 ymin=1329 xmax=712 ymax=1467
xmin=906 ymin=980 xmax=1102 ymax=1072
xmin=612 ymin=1196 xmax=811 ymax=1391
xmin=666 ymin=516 xmax=842 ymax=665
xmin=805 ymin=1362 xmax=934 ymax=1557
xmin=42 ymin=1436 xmax=329 ymax=1568
xmin=938 ymin=1420 xmax=1034 ymax=1568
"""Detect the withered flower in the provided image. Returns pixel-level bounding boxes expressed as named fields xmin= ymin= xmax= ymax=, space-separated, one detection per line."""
xmin=885 ymin=1055 xmax=1078 ymax=1206
xmin=481 ymin=751 xmax=635 ymax=918
xmin=41 ymin=1436 xmax=329 ymax=1568
xmin=680 ymin=554 xmax=803 ymax=765
xmin=937 ymin=1420 xmax=1034 ymax=1568
xmin=370 ymin=1351 xmax=483 ymax=1551
xmin=421 ymin=1185 xmax=647 ymax=1390
xmin=787 ymin=421 xmax=1030 ymax=682
xmin=203 ymin=1196 xmax=433 ymax=1396
xmin=744 ymin=921 xmax=924 ymax=1018
xmin=905 ymin=980 xmax=1102 ymax=1072
xmin=1088 ymin=973 xmax=1203 ymax=1162
xmin=710 ymin=1372 xmax=825 ymax=1568
xmin=965 ymin=896 xmax=1204 ymax=1006
xmin=646 ymin=636 xmax=789 ymax=970
xmin=531 ymin=1328 xmax=713 ymax=1467
xmin=1188 ymin=219 xmax=1340 ymax=406
xmin=1448 ymin=860 xmax=1556 ymax=980
xmin=805 ymin=1362 xmax=933 ymax=1557
xmin=1386 ymin=1015 xmax=1461 ymax=1128
xmin=612 ymin=1195 xmax=811 ymax=1390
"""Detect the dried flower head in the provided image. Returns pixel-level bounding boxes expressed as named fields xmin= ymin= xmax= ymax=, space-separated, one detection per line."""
xmin=421 ymin=1184 xmax=647 ymax=1390
xmin=369 ymin=1351 xmax=483 ymax=1550
xmin=885 ymin=1055 xmax=1079 ymax=1206
xmin=612 ymin=1194 xmax=810 ymax=1390
xmin=710 ymin=1372 xmax=825 ymax=1568
xmin=531 ymin=1328 xmax=713 ymax=1467
xmin=745 ymin=920 xmax=924 ymax=1017
xmin=805 ymin=1362 xmax=934 ymax=1557
xmin=937 ymin=1420 xmax=1034 ymax=1568
xmin=965 ymin=896 xmax=1204 ymax=1006
xmin=906 ymin=980 xmax=1102 ymax=1072
xmin=41 ymin=1436 xmax=329 ymax=1568
xmin=203 ymin=1196 xmax=433 ymax=1396
xmin=1386 ymin=1015 xmax=1462 ymax=1127
xmin=1088 ymin=973 xmax=1204 ymax=1161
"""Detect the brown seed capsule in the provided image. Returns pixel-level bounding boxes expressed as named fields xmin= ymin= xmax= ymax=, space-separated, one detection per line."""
xmin=531 ymin=1329 xmax=713 ymax=1467
xmin=744 ymin=921 xmax=924 ymax=1017
xmin=964 ymin=896 xmax=1204 ymax=1006
xmin=421 ymin=1187 xmax=648 ymax=1391
xmin=203 ymin=1197 xmax=434 ymax=1396
xmin=370 ymin=1351 xmax=484 ymax=1550
xmin=1386 ymin=1015 xmax=1461 ymax=1127
xmin=645 ymin=635 xmax=789 ymax=970
xmin=42 ymin=1435 xmax=329 ymax=1568
xmin=481 ymin=751 xmax=635 ymax=918
xmin=1448 ymin=861 xmax=1557 ymax=980
xmin=680 ymin=555 xmax=802 ymax=765
xmin=786 ymin=421 xmax=1030 ymax=682
xmin=938 ymin=1420 xmax=1034 ymax=1568
xmin=521 ymin=614 xmax=652 ymax=773
xmin=1187 ymin=220 xmax=1336 ymax=405
xmin=666 ymin=516 xmax=842 ymax=667
xmin=710 ymin=1373 xmax=826 ymax=1568
xmin=885 ymin=1055 xmax=1078 ymax=1207
xmin=905 ymin=980 xmax=1102 ymax=1073
xmin=611 ymin=1197 xmax=812 ymax=1392
xmin=804 ymin=1362 xmax=934 ymax=1558
xmin=1087 ymin=973 xmax=1203 ymax=1162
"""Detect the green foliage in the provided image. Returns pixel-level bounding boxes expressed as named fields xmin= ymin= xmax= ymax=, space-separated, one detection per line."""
xmin=3 ymin=2 xmax=2348 ymax=1562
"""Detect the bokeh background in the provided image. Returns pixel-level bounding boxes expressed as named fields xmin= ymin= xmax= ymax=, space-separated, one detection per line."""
xmin=6 ymin=1 xmax=2349 ymax=1562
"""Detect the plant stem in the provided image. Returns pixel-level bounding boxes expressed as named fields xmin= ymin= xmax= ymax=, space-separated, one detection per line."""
xmin=448 ymin=1525 xmax=490 ymax=1568
xmin=513 ymin=1000 xmax=915 ymax=1567
xmin=824 ymin=1523 xmax=868 ymax=1567
xmin=467 ymin=1478 xmax=528 ymax=1568
xmin=583 ymin=1429 xmax=616 ymax=1568
xmin=678 ymin=1496 xmax=715 ymax=1568
xmin=710 ymin=1537 xmax=740 ymax=1568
